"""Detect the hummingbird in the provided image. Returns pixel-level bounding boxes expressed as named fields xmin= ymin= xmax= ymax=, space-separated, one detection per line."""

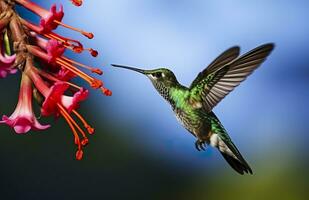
xmin=112 ymin=43 xmax=274 ymax=175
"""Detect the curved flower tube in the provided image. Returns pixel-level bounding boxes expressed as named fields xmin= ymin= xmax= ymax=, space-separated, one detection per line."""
xmin=0 ymin=0 xmax=110 ymax=160
xmin=0 ymin=74 xmax=50 ymax=134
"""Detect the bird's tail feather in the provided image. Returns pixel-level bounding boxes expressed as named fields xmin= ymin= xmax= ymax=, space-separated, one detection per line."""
xmin=211 ymin=134 xmax=253 ymax=175
xmin=219 ymin=150 xmax=252 ymax=175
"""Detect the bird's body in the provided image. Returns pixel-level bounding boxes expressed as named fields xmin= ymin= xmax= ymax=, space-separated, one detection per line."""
xmin=170 ymin=85 xmax=216 ymax=141
xmin=113 ymin=43 xmax=274 ymax=174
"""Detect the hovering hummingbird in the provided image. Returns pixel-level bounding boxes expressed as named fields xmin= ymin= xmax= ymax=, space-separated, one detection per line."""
xmin=112 ymin=43 xmax=274 ymax=175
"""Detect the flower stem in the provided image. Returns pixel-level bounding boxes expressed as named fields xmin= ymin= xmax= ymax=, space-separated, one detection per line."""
xmin=4 ymin=29 xmax=11 ymax=55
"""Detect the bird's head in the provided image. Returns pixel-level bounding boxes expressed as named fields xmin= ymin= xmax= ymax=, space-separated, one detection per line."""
xmin=112 ymin=64 xmax=179 ymax=100
xmin=112 ymin=64 xmax=178 ymax=87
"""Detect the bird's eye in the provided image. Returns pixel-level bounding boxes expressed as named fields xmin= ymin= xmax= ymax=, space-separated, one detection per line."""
xmin=153 ymin=72 xmax=162 ymax=78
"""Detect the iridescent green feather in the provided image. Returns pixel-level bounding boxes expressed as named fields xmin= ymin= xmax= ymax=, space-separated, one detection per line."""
xmin=170 ymin=87 xmax=190 ymax=110
xmin=169 ymin=87 xmax=202 ymax=122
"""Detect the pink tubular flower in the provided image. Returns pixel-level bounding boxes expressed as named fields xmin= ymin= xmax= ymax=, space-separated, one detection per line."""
xmin=39 ymin=81 xmax=88 ymax=115
xmin=41 ymin=81 xmax=69 ymax=117
xmin=0 ymin=74 xmax=50 ymax=134
xmin=16 ymin=0 xmax=64 ymax=33
xmin=1 ymin=0 xmax=111 ymax=160
xmin=46 ymin=39 xmax=65 ymax=62
xmin=30 ymin=77 xmax=88 ymax=116
xmin=32 ymin=34 xmax=65 ymax=62
xmin=0 ymin=51 xmax=17 ymax=78
xmin=27 ymin=43 xmax=104 ymax=89
xmin=61 ymin=88 xmax=89 ymax=113
xmin=0 ymin=37 xmax=17 ymax=78
xmin=39 ymin=4 xmax=64 ymax=32
xmin=32 ymin=78 xmax=88 ymax=117
xmin=26 ymin=64 xmax=93 ymax=158
xmin=17 ymin=0 xmax=93 ymax=39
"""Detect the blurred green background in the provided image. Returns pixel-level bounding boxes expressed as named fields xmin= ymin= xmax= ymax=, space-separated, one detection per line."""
xmin=0 ymin=0 xmax=308 ymax=199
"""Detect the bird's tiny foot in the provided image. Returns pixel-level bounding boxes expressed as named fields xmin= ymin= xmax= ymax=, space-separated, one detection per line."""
xmin=195 ymin=140 xmax=206 ymax=151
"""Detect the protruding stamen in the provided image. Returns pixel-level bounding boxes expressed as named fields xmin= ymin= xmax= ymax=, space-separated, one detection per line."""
xmin=73 ymin=47 xmax=97 ymax=57
xmin=90 ymin=79 xmax=103 ymax=89
xmin=81 ymin=138 xmax=89 ymax=146
xmin=58 ymin=104 xmax=89 ymax=160
xmin=91 ymin=68 xmax=103 ymax=75
xmin=58 ymin=104 xmax=87 ymax=139
xmin=86 ymin=127 xmax=94 ymax=135
xmin=88 ymin=48 xmax=98 ymax=57
xmin=34 ymin=67 xmax=82 ymax=90
xmin=101 ymin=87 xmax=112 ymax=96
xmin=71 ymin=0 xmax=83 ymax=7
xmin=53 ymin=20 xmax=93 ymax=39
xmin=72 ymin=46 xmax=83 ymax=53
xmin=84 ymin=33 xmax=94 ymax=40
xmin=57 ymin=58 xmax=103 ymax=89
xmin=61 ymin=56 xmax=103 ymax=75
xmin=56 ymin=58 xmax=92 ymax=83
xmin=34 ymin=34 xmax=103 ymax=90
xmin=43 ymin=32 xmax=96 ymax=57
xmin=58 ymin=105 xmax=80 ymax=141
xmin=43 ymin=32 xmax=85 ymax=54
xmin=59 ymin=105 xmax=82 ymax=159
xmin=72 ymin=109 xmax=95 ymax=134
xmin=76 ymin=150 xmax=83 ymax=160
xmin=43 ymin=32 xmax=67 ymax=44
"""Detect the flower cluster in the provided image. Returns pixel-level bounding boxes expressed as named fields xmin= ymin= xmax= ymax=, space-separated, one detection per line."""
xmin=0 ymin=0 xmax=111 ymax=160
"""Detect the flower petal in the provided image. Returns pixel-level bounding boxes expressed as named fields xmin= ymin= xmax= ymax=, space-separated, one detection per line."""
xmin=41 ymin=82 xmax=69 ymax=116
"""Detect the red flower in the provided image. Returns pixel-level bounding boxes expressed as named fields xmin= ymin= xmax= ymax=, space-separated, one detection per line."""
xmin=33 ymin=35 xmax=65 ymax=63
xmin=18 ymin=0 xmax=93 ymax=39
xmin=0 ymin=74 xmax=50 ymax=134
xmin=40 ymin=4 xmax=64 ymax=32
xmin=1 ymin=0 xmax=111 ymax=160
xmin=26 ymin=64 xmax=94 ymax=159
xmin=0 ymin=37 xmax=17 ymax=78
xmin=16 ymin=0 xmax=64 ymax=33
xmin=27 ymin=43 xmax=104 ymax=89
xmin=56 ymin=67 xmax=76 ymax=81
xmin=46 ymin=39 xmax=65 ymax=62
xmin=35 ymin=80 xmax=88 ymax=116
xmin=61 ymin=88 xmax=89 ymax=113
xmin=41 ymin=81 xmax=69 ymax=117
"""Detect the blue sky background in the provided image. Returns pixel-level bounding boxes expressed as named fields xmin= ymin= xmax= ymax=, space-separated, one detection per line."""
xmin=54 ymin=0 xmax=309 ymax=164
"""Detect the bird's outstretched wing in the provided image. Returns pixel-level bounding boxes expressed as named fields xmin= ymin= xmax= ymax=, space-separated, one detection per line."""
xmin=190 ymin=46 xmax=240 ymax=88
xmin=189 ymin=43 xmax=274 ymax=112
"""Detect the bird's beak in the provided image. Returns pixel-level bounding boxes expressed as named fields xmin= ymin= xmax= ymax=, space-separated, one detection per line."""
xmin=112 ymin=64 xmax=148 ymax=75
